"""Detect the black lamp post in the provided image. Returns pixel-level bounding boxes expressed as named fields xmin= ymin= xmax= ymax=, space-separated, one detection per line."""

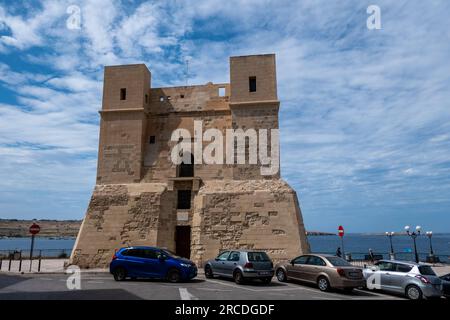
xmin=425 ymin=231 xmax=437 ymax=263
xmin=385 ymin=231 xmax=395 ymax=260
xmin=426 ymin=231 xmax=434 ymax=255
xmin=405 ymin=225 xmax=421 ymax=263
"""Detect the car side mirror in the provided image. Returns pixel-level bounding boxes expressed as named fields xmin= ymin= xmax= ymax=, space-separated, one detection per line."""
xmin=159 ymin=255 xmax=167 ymax=261
xmin=370 ymin=266 xmax=378 ymax=272
xmin=290 ymin=260 xmax=295 ymax=266
xmin=215 ymin=258 xmax=220 ymax=261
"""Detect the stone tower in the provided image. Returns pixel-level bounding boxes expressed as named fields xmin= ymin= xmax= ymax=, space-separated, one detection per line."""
xmin=70 ymin=54 xmax=310 ymax=268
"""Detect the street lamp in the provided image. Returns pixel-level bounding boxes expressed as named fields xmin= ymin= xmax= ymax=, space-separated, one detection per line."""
xmin=405 ymin=225 xmax=421 ymax=263
xmin=426 ymin=231 xmax=434 ymax=255
xmin=425 ymin=231 xmax=438 ymax=263
xmin=385 ymin=231 xmax=395 ymax=260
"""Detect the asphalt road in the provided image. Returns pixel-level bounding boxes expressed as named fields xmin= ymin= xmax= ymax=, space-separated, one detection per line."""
xmin=0 ymin=272 xmax=405 ymax=300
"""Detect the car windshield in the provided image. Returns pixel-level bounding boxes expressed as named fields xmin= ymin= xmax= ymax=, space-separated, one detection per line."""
xmin=418 ymin=265 xmax=437 ymax=276
xmin=326 ymin=257 xmax=351 ymax=266
xmin=247 ymin=252 xmax=270 ymax=262
xmin=161 ymin=249 xmax=182 ymax=259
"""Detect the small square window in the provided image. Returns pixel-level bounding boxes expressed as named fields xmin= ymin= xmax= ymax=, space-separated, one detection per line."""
xmin=149 ymin=136 xmax=156 ymax=144
xmin=159 ymin=96 xmax=165 ymax=102
xmin=218 ymin=87 xmax=226 ymax=97
xmin=167 ymin=96 xmax=172 ymax=100
xmin=120 ymin=88 xmax=127 ymax=100
xmin=249 ymin=77 xmax=256 ymax=92
xmin=180 ymin=94 xmax=185 ymax=98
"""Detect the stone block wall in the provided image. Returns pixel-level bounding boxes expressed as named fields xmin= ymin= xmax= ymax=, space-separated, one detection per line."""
xmin=190 ymin=180 xmax=310 ymax=266
xmin=70 ymin=183 xmax=175 ymax=268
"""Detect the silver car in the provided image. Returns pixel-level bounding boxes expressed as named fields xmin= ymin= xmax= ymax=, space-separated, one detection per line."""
xmin=363 ymin=260 xmax=443 ymax=300
xmin=204 ymin=250 xmax=274 ymax=284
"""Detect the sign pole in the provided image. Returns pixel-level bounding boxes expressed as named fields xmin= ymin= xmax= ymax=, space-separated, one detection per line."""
xmin=28 ymin=222 xmax=40 ymax=272
xmin=29 ymin=234 xmax=35 ymax=272
xmin=338 ymin=225 xmax=345 ymax=259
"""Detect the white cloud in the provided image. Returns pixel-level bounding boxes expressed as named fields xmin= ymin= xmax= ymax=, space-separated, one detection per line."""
xmin=0 ymin=1 xmax=449 ymax=230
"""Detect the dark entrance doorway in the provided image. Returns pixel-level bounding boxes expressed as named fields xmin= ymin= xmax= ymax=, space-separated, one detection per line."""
xmin=175 ymin=226 xmax=191 ymax=259
xmin=178 ymin=153 xmax=194 ymax=177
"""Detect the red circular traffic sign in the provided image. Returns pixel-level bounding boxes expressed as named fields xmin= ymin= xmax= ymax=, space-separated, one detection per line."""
xmin=338 ymin=225 xmax=344 ymax=237
xmin=29 ymin=223 xmax=40 ymax=235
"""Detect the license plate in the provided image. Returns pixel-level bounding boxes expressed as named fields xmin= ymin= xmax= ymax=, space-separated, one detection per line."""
xmin=349 ymin=272 xmax=360 ymax=277
xmin=258 ymin=271 xmax=271 ymax=276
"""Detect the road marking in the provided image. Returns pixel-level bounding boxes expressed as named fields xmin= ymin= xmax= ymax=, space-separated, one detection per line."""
xmin=197 ymin=288 xmax=232 ymax=292
xmin=179 ymin=288 xmax=199 ymax=300
xmin=205 ymin=279 xmax=311 ymax=293
xmin=86 ymin=281 xmax=104 ymax=284
xmin=353 ymin=289 xmax=403 ymax=299
xmin=204 ymin=279 xmax=259 ymax=291
xmin=204 ymin=278 xmax=355 ymax=299
xmin=39 ymin=278 xmax=53 ymax=281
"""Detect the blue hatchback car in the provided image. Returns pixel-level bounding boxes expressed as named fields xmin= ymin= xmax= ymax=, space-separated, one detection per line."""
xmin=109 ymin=246 xmax=197 ymax=283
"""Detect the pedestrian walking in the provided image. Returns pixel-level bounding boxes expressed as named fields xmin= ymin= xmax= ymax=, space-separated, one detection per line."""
xmin=368 ymin=248 xmax=375 ymax=263
xmin=336 ymin=247 xmax=342 ymax=258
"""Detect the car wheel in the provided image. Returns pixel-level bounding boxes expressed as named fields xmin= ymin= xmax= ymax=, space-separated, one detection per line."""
xmin=205 ymin=265 xmax=214 ymax=279
xmin=113 ymin=267 xmax=127 ymax=281
xmin=406 ymin=285 xmax=423 ymax=300
xmin=317 ymin=276 xmax=330 ymax=292
xmin=167 ymin=269 xmax=181 ymax=283
xmin=261 ymin=277 xmax=272 ymax=284
xmin=234 ymin=270 xmax=245 ymax=284
xmin=276 ymin=268 xmax=287 ymax=282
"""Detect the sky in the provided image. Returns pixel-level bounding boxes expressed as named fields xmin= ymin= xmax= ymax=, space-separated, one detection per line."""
xmin=0 ymin=0 xmax=449 ymax=233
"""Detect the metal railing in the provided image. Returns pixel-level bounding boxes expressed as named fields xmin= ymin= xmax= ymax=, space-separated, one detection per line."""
xmin=0 ymin=249 xmax=71 ymax=259
xmin=314 ymin=251 xmax=450 ymax=265
xmin=0 ymin=249 xmax=71 ymax=273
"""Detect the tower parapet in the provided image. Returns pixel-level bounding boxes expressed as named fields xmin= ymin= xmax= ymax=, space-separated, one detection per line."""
xmin=97 ymin=64 xmax=150 ymax=184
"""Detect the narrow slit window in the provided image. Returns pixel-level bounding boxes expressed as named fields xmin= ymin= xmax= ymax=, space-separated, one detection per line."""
xmin=145 ymin=94 xmax=148 ymax=104
xmin=177 ymin=190 xmax=191 ymax=209
xmin=149 ymin=136 xmax=156 ymax=144
xmin=120 ymin=88 xmax=127 ymax=100
xmin=249 ymin=77 xmax=256 ymax=92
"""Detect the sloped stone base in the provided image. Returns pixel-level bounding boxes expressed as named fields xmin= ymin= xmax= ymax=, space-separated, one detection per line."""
xmin=191 ymin=180 xmax=310 ymax=266
xmin=70 ymin=183 xmax=176 ymax=268
xmin=70 ymin=180 xmax=310 ymax=268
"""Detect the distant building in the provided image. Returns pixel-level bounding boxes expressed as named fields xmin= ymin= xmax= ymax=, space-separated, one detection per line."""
xmin=70 ymin=54 xmax=310 ymax=268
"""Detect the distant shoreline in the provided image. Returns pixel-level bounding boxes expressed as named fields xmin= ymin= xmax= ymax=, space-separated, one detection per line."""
xmin=0 ymin=219 xmax=81 ymax=238
xmin=1 ymin=219 xmax=448 ymax=238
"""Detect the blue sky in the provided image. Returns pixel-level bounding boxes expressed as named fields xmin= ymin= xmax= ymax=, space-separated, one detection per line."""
xmin=0 ymin=0 xmax=449 ymax=233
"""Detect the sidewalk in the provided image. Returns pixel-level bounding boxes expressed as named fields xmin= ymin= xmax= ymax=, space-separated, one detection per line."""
xmin=0 ymin=259 xmax=108 ymax=274
xmin=433 ymin=265 xmax=450 ymax=276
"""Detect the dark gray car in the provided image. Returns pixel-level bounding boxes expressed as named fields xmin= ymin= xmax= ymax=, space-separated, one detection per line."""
xmin=440 ymin=273 xmax=450 ymax=298
xmin=204 ymin=250 xmax=274 ymax=284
